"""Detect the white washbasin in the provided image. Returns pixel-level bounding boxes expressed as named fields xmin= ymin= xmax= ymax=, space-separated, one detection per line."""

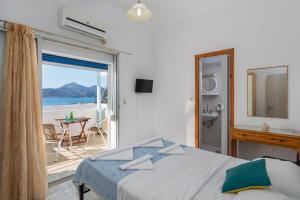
xmin=202 ymin=112 xmax=218 ymax=120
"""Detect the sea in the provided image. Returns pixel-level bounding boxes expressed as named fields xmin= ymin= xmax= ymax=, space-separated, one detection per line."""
xmin=42 ymin=97 xmax=96 ymax=106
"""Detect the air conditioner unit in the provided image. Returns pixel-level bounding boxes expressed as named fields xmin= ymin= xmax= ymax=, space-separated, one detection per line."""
xmin=59 ymin=7 xmax=107 ymax=41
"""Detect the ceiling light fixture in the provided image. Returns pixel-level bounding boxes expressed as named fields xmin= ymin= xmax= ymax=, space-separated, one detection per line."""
xmin=127 ymin=0 xmax=152 ymax=22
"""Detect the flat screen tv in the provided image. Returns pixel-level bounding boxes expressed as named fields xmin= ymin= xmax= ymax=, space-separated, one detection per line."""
xmin=135 ymin=79 xmax=153 ymax=93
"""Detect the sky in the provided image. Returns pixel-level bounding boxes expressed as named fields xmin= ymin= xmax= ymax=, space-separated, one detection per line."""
xmin=42 ymin=64 xmax=107 ymax=88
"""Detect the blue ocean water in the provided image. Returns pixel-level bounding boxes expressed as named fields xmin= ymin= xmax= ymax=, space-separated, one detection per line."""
xmin=42 ymin=97 xmax=96 ymax=106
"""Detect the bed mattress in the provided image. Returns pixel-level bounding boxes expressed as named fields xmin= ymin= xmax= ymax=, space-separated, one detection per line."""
xmin=73 ymin=139 xmax=246 ymax=200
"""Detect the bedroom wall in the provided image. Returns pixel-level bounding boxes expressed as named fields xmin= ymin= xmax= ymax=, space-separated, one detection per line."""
xmin=152 ymin=0 xmax=300 ymax=161
xmin=0 ymin=0 xmax=155 ymax=146
xmin=2 ymin=0 xmax=300 ymax=161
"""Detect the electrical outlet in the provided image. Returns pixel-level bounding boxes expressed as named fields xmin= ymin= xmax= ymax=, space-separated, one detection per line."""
xmin=122 ymin=97 xmax=127 ymax=105
xmin=190 ymin=95 xmax=194 ymax=101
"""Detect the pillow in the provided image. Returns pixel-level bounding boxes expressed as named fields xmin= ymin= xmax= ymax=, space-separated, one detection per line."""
xmin=222 ymin=159 xmax=271 ymax=193
xmin=254 ymin=158 xmax=300 ymax=199
xmin=233 ymin=189 xmax=297 ymax=200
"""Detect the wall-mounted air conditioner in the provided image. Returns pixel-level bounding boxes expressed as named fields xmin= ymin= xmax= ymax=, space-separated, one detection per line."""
xmin=59 ymin=7 xmax=107 ymax=41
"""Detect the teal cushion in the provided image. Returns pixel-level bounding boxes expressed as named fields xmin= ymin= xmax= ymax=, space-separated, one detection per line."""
xmin=222 ymin=159 xmax=271 ymax=193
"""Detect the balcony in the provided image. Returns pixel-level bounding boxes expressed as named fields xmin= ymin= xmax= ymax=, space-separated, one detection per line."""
xmin=43 ymin=103 xmax=108 ymax=184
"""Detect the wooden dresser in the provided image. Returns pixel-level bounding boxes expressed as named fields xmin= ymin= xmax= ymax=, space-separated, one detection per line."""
xmin=230 ymin=125 xmax=300 ymax=163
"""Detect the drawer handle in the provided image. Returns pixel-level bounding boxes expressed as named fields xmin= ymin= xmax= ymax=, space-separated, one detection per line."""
xmin=242 ymin=134 xmax=247 ymax=137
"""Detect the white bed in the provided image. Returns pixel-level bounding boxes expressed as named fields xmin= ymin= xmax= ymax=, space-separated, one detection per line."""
xmin=73 ymin=138 xmax=300 ymax=200
xmin=117 ymin=146 xmax=244 ymax=200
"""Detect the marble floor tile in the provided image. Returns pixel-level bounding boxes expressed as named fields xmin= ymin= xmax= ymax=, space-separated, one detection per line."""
xmin=47 ymin=180 xmax=103 ymax=200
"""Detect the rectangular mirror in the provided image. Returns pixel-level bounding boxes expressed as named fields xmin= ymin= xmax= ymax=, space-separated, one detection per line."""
xmin=247 ymin=66 xmax=288 ymax=118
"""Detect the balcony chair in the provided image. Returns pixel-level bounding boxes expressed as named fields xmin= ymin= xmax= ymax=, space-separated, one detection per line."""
xmin=86 ymin=118 xmax=107 ymax=147
xmin=43 ymin=123 xmax=72 ymax=162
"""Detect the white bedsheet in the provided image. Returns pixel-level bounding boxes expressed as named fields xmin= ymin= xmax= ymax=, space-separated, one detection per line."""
xmin=193 ymin=157 xmax=246 ymax=200
xmin=119 ymin=154 xmax=154 ymax=170
xmin=89 ymin=145 xmax=133 ymax=161
xmin=158 ymin=144 xmax=186 ymax=155
xmin=117 ymin=147 xmax=237 ymax=200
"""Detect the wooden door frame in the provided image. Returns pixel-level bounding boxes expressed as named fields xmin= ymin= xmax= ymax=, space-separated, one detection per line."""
xmin=194 ymin=48 xmax=235 ymax=152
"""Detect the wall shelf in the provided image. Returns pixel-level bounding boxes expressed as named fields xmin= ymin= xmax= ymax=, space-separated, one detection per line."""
xmin=202 ymin=93 xmax=219 ymax=96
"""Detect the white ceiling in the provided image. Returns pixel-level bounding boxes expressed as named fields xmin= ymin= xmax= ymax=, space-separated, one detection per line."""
xmin=107 ymin=0 xmax=153 ymax=11
xmin=106 ymin=0 xmax=227 ymax=28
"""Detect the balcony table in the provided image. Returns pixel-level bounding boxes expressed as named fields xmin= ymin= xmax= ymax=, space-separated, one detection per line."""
xmin=55 ymin=117 xmax=91 ymax=143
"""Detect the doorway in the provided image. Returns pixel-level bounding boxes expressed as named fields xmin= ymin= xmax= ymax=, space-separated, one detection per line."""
xmin=38 ymin=39 xmax=118 ymax=183
xmin=195 ymin=49 xmax=234 ymax=155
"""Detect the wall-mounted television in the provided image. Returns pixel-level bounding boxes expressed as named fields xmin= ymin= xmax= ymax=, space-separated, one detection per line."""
xmin=135 ymin=79 xmax=153 ymax=93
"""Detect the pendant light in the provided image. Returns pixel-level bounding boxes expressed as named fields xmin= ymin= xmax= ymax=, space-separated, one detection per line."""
xmin=127 ymin=0 xmax=152 ymax=22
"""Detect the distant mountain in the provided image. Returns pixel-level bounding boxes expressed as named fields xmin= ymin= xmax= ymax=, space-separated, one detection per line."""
xmin=43 ymin=82 xmax=108 ymax=102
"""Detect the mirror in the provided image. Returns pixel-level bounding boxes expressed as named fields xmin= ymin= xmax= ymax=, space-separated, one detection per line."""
xmin=202 ymin=76 xmax=217 ymax=93
xmin=247 ymin=66 xmax=288 ymax=118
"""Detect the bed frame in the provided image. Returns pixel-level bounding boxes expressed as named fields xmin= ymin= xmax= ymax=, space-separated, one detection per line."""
xmin=79 ymin=184 xmax=90 ymax=200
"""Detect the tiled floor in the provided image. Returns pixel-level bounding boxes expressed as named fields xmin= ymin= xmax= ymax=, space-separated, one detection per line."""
xmin=47 ymin=134 xmax=106 ymax=183
xmin=47 ymin=180 xmax=102 ymax=200
xmin=46 ymin=134 xmax=106 ymax=199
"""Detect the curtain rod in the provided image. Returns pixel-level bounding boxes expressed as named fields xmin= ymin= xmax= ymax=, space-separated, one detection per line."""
xmin=0 ymin=19 xmax=134 ymax=56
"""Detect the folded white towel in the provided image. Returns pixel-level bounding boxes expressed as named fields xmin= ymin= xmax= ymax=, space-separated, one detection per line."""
xmin=90 ymin=145 xmax=133 ymax=161
xmin=119 ymin=154 xmax=154 ymax=170
xmin=133 ymin=136 xmax=165 ymax=148
xmin=158 ymin=144 xmax=185 ymax=155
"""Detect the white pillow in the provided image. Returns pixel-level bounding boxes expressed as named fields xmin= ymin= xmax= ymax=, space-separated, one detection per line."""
xmin=254 ymin=158 xmax=300 ymax=199
xmin=234 ymin=189 xmax=297 ymax=200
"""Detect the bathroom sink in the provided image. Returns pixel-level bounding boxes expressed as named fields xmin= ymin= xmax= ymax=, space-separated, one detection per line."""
xmin=201 ymin=112 xmax=218 ymax=120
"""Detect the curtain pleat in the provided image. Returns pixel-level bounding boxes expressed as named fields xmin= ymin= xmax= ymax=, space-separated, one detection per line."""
xmin=0 ymin=23 xmax=47 ymax=200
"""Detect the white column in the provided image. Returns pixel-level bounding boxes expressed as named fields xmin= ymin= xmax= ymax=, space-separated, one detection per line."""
xmin=97 ymin=71 xmax=102 ymax=121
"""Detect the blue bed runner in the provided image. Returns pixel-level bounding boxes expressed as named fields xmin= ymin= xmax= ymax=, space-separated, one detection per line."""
xmin=73 ymin=140 xmax=175 ymax=200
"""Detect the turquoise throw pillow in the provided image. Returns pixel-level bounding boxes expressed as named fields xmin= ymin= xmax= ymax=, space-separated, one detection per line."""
xmin=222 ymin=159 xmax=271 ymax=193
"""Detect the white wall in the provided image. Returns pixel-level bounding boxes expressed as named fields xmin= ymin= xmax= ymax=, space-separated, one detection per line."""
xmin=2 ymin=0 xmax=300 ymax=161
xmin=152 ymin=0 xmax=300 ymax=161
xmin=0 ymin=0 xmax=154 ymax=146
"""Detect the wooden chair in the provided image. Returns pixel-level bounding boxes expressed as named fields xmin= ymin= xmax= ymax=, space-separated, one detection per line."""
xmin=43 ymin=124 xmax=72 ymax=162
xmin=86 ymin=118 xmax=107 ymax=147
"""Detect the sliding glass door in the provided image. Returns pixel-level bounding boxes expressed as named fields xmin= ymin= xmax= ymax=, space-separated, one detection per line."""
xmin=37 ymin=38 xmax=118 ymax=182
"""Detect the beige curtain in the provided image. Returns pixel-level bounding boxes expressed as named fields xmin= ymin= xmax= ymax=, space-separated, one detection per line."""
xmin=0 ymin=23 xmax=47 ymax=200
